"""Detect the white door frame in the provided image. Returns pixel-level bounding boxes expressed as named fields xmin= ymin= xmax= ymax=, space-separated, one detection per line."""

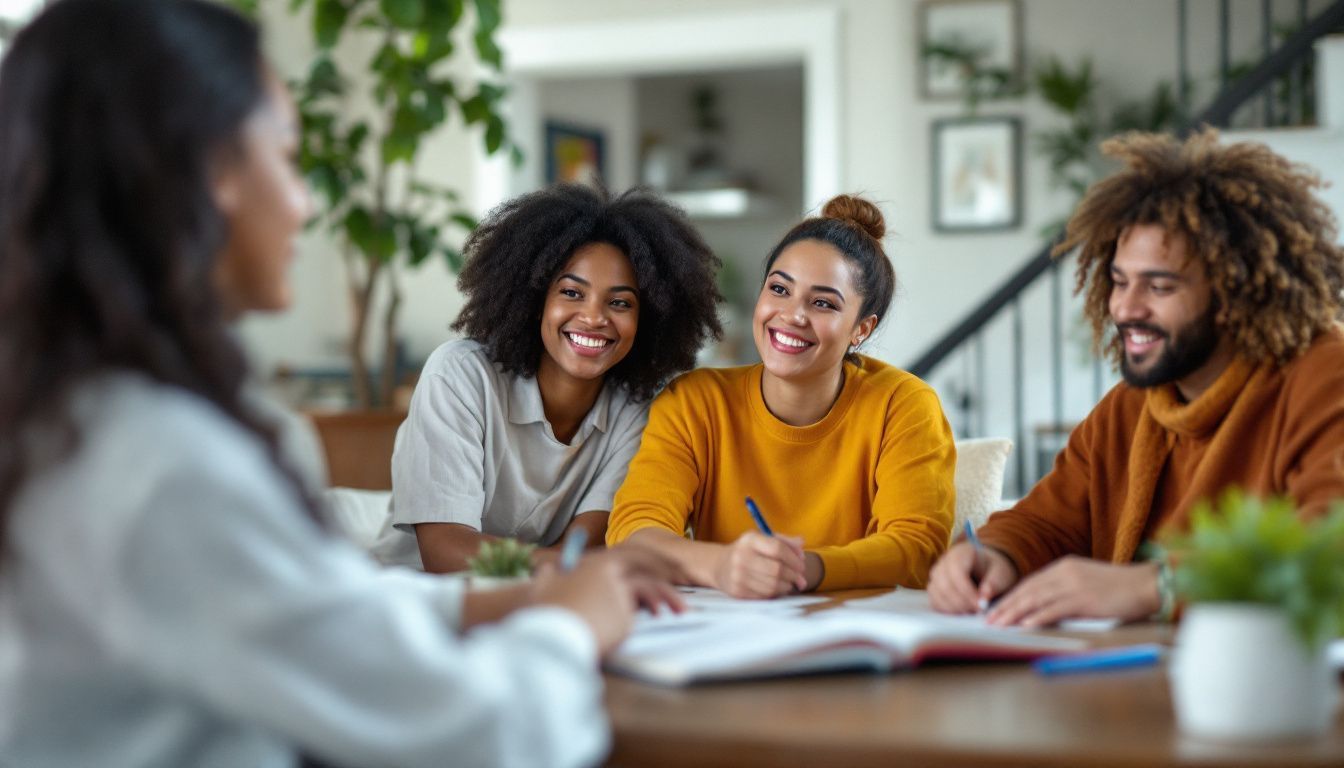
xmin=476 ymin=6 xmax=843 ymax=215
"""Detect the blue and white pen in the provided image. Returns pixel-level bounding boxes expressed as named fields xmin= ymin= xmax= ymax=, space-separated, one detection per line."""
xmin=963 ymin=519 xmax=989 ymax=613
xmin=559 ymin=527 xmax=588 ymax=572
xmin=745 ymin=496 xmax=774 ymax=536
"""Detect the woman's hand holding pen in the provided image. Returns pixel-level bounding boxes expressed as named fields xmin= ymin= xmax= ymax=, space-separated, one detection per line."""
xmin=713 ymin=532 xmax=807 ymax=598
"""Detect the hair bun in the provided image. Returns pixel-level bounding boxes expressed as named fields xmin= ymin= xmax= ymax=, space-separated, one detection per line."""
xmin=821 ymin=194 xmax=885 ymax=241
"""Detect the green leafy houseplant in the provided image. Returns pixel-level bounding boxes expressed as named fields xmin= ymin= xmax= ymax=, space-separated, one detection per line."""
xmin=467 ymin=538 xmax=535 ymax=579
xmin=238 ymin=0 xmax=515 ymax=407
xmin=1162 ymin=490 xmax=1344 ymax=650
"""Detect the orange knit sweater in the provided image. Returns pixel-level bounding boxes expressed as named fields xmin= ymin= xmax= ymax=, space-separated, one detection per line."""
xmin=606 ymin=357 xmax=956 ymax=590
xmin=979 ymin=329 xmax=1344 ymax=577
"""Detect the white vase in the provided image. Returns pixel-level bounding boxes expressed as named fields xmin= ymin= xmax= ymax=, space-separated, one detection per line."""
xmin=1170 ymin=603 xmax=1337 ymax=741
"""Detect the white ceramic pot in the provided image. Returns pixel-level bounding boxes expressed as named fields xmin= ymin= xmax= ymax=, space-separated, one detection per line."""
xmin=468 ymin=574 xmax=530 ymax=592
xmin=1170 ymin=603 xmax=1336 ymax=741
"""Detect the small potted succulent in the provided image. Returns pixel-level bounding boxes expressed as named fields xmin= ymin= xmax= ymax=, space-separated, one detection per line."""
xmin=1162 ymin=490 xmax=1344 ymax=741
xmin=467 ymin=539 xmax=535 ymax=591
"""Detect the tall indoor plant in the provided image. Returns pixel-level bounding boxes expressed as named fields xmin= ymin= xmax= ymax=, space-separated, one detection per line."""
xmin=243 ymin=0 xmax=514 ymax=407
xmin=1162 ymin=491 xmax=1344 ymax=740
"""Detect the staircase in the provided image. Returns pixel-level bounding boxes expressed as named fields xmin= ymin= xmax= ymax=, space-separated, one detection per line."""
xmin=909 ymin=0 xmax=1344 ymax=497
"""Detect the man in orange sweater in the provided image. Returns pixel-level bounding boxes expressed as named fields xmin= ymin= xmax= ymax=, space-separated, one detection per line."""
xmin=929 ymin=129 xmax=1344 ymax=626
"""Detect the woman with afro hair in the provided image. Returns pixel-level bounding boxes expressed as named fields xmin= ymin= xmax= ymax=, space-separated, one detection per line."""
xmin=373 ymin=184 xmax=723 ymax=572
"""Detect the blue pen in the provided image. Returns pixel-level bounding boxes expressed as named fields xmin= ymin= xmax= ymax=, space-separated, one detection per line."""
xmin=744 ymin=496 xmax=774 ymax=536
xmin=1033 ymin=644 xmax=1164 ymax=676
xmin=559 ymin=527 xmax=588 ymax=572
xmin=963 ymin=519 xmax=990 ymax=613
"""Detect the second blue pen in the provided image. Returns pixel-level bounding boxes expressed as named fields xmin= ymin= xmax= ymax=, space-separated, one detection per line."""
xmin=1033 ymin=644 xmax=1164 ymax=676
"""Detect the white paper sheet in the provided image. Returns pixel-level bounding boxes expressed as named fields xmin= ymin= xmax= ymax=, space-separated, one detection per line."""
xmin=834 ymin=588 xmax=1121 ymax=632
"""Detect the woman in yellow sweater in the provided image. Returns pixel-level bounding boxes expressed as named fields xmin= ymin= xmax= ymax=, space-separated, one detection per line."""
xmin=607 ymin=195 xmax=956 ymax=597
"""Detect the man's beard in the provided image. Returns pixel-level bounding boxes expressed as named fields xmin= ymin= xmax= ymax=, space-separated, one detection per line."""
xmin=1117 ymin=303 xmax=1220 ymax=389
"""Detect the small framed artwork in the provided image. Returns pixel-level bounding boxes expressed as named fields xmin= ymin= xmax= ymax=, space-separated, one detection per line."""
xmin=932 ymin=116 xmax=1021 ymax=232
xmin=919 ymin=0 xmax=1023 ymax=100
xmin=544 ymin=121 xmax=605 ymax=187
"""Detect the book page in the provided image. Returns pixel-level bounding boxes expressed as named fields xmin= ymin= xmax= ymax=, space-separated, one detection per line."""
xmin=677 ymin=586 xmax=829 ymax=611
xmin=837 ymin=589 xmax=1121 ymax=632
xmin=631 ymin=586 xmax=818 ymax=632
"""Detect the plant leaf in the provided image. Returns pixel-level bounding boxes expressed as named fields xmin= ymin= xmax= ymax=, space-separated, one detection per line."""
xmin=484 ymin=115 xmax=505 ymax=154
xmin=459 ymin=93 xmax=490 ymax=125
xmin=442 ymin=246 xmax=464 ymax=273
xmin=380 ymin=0 xmax=424 ymax=28
xmin=473 ymin=0 xmax=501 ymax=32
xmin=406 ymin=223 xmax=437 ymax=266
xmin=423 ymin=0 xmax=462 ymax=36
xmin=313 ymin=0 xmax=350 ymax=49
xmin=473 ymin=29 xmax=503 ymax=69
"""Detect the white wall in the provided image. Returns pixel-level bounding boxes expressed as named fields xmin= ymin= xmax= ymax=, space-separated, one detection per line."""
xmin=636 ymin=67 xmax=805 ymax=357
xmin=538 ymin=77 xmax=639 ymax=190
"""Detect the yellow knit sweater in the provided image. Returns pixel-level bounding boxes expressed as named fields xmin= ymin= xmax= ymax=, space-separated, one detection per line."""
xmin=607 ymin=356 xmax=956 ymax=590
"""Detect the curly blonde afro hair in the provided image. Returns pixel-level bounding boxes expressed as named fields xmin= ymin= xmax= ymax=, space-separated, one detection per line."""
xmin=1057 ymin=128 xmax=1344 ymax=367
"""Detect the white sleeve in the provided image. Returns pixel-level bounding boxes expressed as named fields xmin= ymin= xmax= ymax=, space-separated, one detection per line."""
xmin=390 ymin=368 xmax=488 ymax=529
xmin=575 ymin=399 xmax=649 ymax=514
xmin=99 ymin=466 xmax=608 ymax=768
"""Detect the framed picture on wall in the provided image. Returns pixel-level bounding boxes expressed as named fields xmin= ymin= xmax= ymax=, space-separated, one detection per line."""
xmin=931 ymin=116 xmax=1021 ymax=232
xmin=919 ymin=0 xmax=1023 ymax=100
xmin=544 ymin=121 xmax=606 ymax=187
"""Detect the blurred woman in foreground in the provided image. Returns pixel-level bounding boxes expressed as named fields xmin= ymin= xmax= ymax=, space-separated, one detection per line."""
xmin=0 ymin=1 xmax=674 ymax=766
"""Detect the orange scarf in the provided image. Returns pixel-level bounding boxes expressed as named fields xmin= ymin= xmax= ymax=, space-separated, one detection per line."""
xmin=1112 ymin=358 xmax=1258 ymax=562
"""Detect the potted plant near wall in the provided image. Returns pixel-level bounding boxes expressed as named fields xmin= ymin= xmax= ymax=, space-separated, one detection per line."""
xmin=1162 ymin=491 xmax=1344 ymax=741
xmin=237 ymin=0 xmax=516 ymax=408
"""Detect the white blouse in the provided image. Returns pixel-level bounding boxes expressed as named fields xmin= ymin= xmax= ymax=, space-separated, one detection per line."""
xmin=0 ymin=373 xmax=607 ymax=768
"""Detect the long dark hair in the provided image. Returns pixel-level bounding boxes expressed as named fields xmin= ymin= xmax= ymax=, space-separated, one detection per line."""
xmin=0 ymin=0 xmax=317 ymax=557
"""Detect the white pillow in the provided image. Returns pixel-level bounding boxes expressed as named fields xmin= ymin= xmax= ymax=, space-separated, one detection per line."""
xmin=953 ymin=438 xmax=1012 ymax=533
xmin=322 ymin=487 xmax=393 ymax=551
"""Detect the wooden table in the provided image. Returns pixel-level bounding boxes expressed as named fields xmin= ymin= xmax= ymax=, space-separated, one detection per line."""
xmin=602 ymin=591 xmax=1344 ymax=768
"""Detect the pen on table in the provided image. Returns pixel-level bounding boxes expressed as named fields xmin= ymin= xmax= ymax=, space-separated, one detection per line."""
xmin=745 ymin=496 xmax=774 ymax=536
xmin=559 ymin=527 xmax=588 ymax=572
xmin=1033 ymin=644 xmax=1164 ymax=676
xmin=963 ymin=519 xmax=989 ymax=613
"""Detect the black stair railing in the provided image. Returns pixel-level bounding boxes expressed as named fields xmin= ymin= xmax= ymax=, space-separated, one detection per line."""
xmin=909 ymin=0 xmax=1344 ymax=496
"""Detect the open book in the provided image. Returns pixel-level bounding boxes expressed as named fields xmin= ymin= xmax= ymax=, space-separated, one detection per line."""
xmin=608 ymin=600 xmax=1087 ymax=686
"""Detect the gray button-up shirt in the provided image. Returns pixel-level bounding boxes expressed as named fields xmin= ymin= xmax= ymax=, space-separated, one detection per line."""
xmin=372 ymin=339 xmax=649 ymax=569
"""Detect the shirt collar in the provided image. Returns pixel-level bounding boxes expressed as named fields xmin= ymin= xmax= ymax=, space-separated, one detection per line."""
xmin=507 ymin=373 xmax=613 ymax=439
